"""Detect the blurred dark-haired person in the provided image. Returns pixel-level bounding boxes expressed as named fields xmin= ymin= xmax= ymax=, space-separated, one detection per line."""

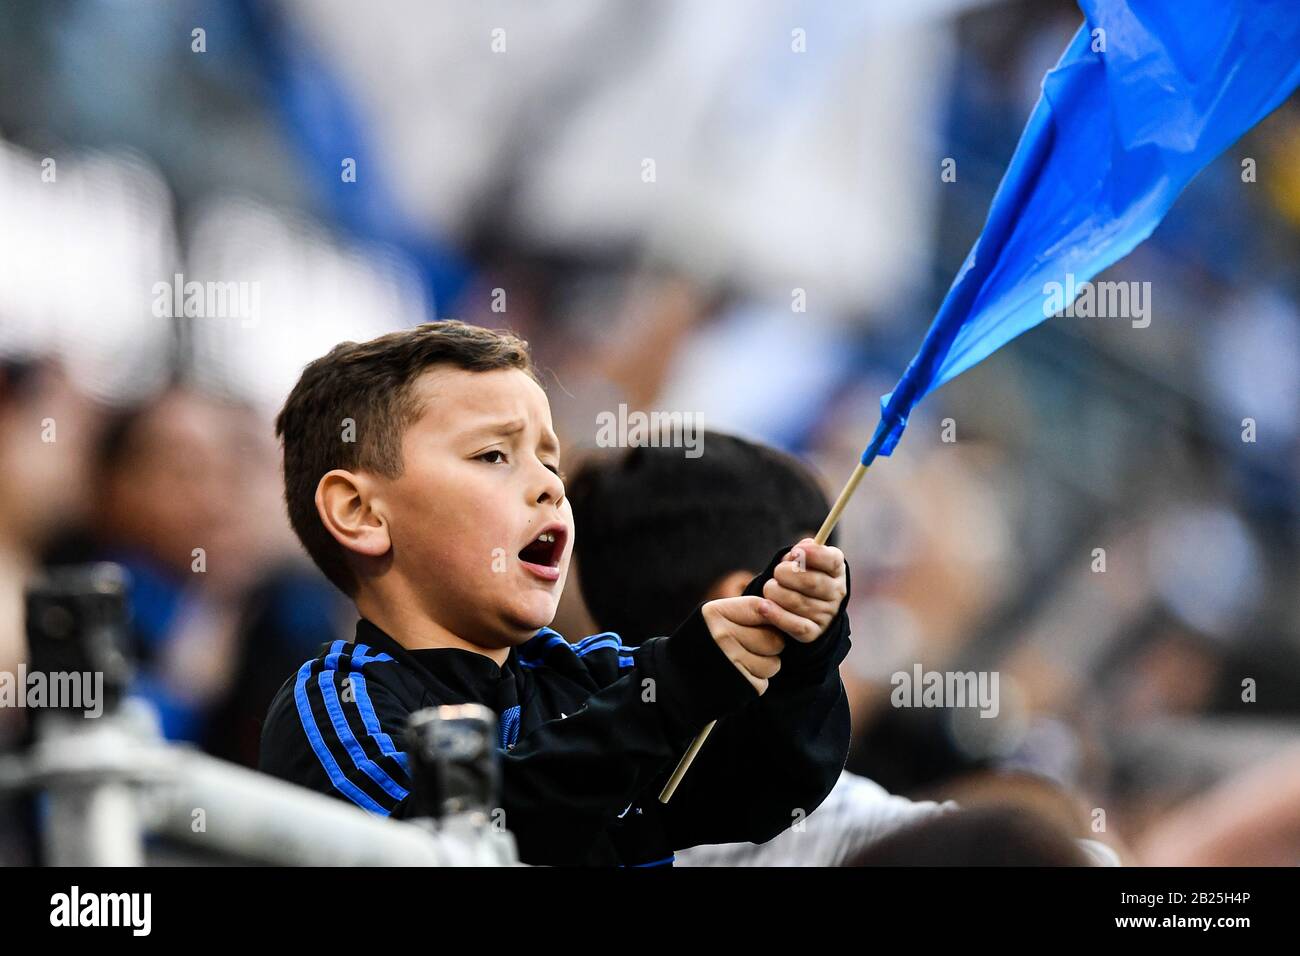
xmin=568 ymin=431 xmax=953 ymax=866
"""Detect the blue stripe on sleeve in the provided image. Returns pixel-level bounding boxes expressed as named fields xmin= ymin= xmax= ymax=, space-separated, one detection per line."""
xmin=292 ymin=661 xmax=389 ymax=815
xmin=317 ymin=671 xmax=409 ymax=802
xmin=349 ymin=672 xmax=411 ymax=775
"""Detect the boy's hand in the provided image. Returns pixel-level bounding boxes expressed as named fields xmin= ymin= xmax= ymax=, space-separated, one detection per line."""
xmin=758 ymin=538 xmax=847 ymax=644
xmin=701 ymin=598 xmax=785 ymax=696
xmin=701 ymin=539 xmax=847 ymax=694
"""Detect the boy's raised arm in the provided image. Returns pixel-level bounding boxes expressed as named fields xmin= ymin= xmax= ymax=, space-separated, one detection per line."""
xmin=653 ymin=548 xmax=853 ymax=850
xmin=505 ymin=546 xmax=852 ymax=859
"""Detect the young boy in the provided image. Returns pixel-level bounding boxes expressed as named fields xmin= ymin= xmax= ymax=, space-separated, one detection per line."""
xmin=259 ymin=321 xmax=852 ymax=866
xmin=567 ymin=432 xmax=954 ymax=866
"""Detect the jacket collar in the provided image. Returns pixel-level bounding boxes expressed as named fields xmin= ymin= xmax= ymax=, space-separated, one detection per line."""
xmin=352 ymin=617 xmax=518 ymax=699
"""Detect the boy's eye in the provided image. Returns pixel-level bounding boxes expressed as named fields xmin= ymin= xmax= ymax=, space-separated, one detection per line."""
xmin=477 ymin=450 xmax=507 ymax=464
xmin=546 ymin=463 xmax=566 ymax=481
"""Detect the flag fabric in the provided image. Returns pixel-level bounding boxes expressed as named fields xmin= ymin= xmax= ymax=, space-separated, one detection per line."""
xmin=861 ymin=0 xmax=1300 ymax=465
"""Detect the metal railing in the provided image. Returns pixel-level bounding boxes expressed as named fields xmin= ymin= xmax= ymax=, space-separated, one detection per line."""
xmin=0 ymin=702 xmax=517 ymax=866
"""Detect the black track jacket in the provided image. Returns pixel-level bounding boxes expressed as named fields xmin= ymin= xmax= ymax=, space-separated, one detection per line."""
xmin=259 ymin=549 xmax=851 ymax=865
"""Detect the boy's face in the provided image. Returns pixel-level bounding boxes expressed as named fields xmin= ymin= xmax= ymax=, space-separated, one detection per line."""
xmin=374 ymin=366 xmax=573 ymax=648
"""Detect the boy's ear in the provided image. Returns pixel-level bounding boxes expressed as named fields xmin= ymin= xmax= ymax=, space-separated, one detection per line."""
xmin=315 ymin=469 xmax=391 ymax=559
xmin=705 ymin=569 xmax=757 ymax=602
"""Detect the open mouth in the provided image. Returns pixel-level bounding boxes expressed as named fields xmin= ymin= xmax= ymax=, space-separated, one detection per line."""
xmin=517 ymin=525 xmax=567 ymax=579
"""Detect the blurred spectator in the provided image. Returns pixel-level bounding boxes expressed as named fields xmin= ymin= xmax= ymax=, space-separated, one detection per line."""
xmin=569 ymin=433 xmax=956 ymax=866
xmin=0 ymin=360 xmax=99 ymax=737
xmin=42 ymin=385 xmax=348 ymax=761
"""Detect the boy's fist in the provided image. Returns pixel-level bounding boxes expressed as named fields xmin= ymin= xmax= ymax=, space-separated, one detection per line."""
xmin=702 ymin=539 xmax=848 ymax=695
xmin=758 ymin=539 xmax=847 ymax=644
xmin=701 ymin=597 xmax=785 ymax=695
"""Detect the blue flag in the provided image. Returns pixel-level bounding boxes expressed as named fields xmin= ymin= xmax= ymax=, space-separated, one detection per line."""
xmin=862 ymin=0 xmax=1300 ymax=465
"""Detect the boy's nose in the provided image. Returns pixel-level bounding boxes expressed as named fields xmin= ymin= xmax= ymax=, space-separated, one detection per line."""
xmin=532 ymin=464 xmax=565 ymax=506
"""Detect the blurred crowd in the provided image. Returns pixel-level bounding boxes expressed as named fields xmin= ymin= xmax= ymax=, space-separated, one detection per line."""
xmin=0 ymin=0 xmax=1297 ymax=865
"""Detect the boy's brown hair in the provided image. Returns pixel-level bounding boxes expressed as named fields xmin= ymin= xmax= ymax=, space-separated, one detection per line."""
xmin=275 ymin=320 xmax=537 ymax=595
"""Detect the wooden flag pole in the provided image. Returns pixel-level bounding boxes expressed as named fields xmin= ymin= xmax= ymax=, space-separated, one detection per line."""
xmin=658 ymin=459 xmax=870 ymax=803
